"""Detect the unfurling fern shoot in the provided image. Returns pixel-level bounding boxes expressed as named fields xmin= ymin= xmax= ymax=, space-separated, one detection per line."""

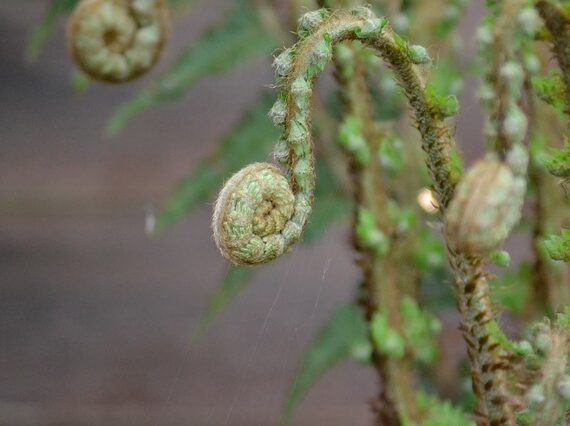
xmin=210 ymin=4 xmax=569 ymax=425
xmin=67 ymin=0 xmax=170 ymax=83
xmin=212 ymin=8 xmax=459 ymax=267
xmin=26 ymin=0 xmax=570 ymax=424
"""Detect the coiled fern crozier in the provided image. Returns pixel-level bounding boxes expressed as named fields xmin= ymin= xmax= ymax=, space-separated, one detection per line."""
xmin=29 ymin=0 xmax=570 ymax=424
xmin=67 ymin=0 xmax=170 ymax=82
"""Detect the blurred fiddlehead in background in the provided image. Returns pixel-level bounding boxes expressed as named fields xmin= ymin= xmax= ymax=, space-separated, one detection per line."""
xmin=67 ymin=0 xmax=170 ymax=82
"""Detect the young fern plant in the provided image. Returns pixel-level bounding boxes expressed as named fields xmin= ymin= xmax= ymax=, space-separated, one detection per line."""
xmin=210 ymin=4 xmax=569 ymax=426
xmin=212 ymin=8 xmax=460 ymax=265
xmin=26 ymin=0 xmax=570 ymax=424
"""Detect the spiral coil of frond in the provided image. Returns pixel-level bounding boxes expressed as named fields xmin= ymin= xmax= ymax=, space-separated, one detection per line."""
xmin=68 ymin=0 xmax=170 ymax=83
xmin=212 ymin=7 xmax=459 ymax=265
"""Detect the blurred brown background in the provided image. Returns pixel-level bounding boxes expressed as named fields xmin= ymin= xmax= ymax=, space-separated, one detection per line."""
xmin=0 ymin=1 xmax=488 ymax=425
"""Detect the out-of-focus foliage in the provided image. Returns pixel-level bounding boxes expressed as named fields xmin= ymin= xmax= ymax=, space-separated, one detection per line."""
xmin=544 ymin=230 xmax=570 ymax=262
xmin=371 ymin=310 xmax=406 ymax=359
xmin=153 ymin=93 xmax=277 ymax=233
xmin=489 ymin=250 xmax=511 ymax=268
xmin=543 ymin=140 xmax=570 ymax=178
xmin=190 ymin=265 xmax=253 ymax=344
xmin=491 ymin=263 xmax=531 ymax=314
xmin=399 ymin=297 xmax=441 ymax=366
xmin=370 ymin=298 xmax=441 ymax=365
xmin=25 ymin=0 xmax=77 ymax=62
xmin=303 ymin=160 xmax=351 ymax=244
xmin=107 ymin=0 xmax=277 ymax=135
xmin=280 ymin=304 xmax=368 ymax=425
xmin=532 ymin=71 xmax=567 ymax=115
xmin=413 ymin=392 xmax=474 ymax=426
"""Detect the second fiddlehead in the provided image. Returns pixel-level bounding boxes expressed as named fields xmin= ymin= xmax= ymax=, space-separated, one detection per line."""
xmin=67 ymin=0 xmax=170 ymax=83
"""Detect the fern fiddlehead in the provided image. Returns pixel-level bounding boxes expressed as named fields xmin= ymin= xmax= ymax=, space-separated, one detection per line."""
xmin=67 ymin=0 xmax=170 ymax=83
xmin=446 ymin=144 xmax=528 ymax=255
xmin=213 ymin=7 xmax=460 ymax=266
xmin=212 ymin=6 xmax=538 ymax=424
xmin=212 ymin=163 xmax=298 ymax=265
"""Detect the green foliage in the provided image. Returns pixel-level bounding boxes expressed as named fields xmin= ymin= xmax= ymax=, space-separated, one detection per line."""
xmin=414 ymin=230 xmax=455 ymax=313
xmin=531 ymin=71 xmax=567 ymax=114
xmin=392 ymin=32 xmax=412 ymax=57
xmin=424 ymin=83 xmax=459 ymax=118
xmin=489 ymin=250 xmax=511 ymax=268
xmin=190 ymin=266 xmax=253 ymax=344
xmin=449 ymin=149 xmax=464 ymax=180
xmin=377 ymin=130 xmax=405 ymax=178
xmin=167 ymin=0 xmax=199 ymax=9
xmin=491 ymin=262 xmax=531 ymax=313
xmin=542 ymin=140 xmax=570 ymax=178
xmin=26 ymin=0 xmax=77 ymax=62
xmin=106 ymin=0 xmax=277 ymax=135
xmin=338 ymin=115 xmax=370 ymax=165
xmin=367 ymin=73 xmax=404 ymax=120
xmin=433 ymin=0 xmax=467 ymax=39
xmin=399 ymin=297 xmax=441 ymax=365
xmin=281 ymin=304 xmax=368 ymax=425
xmin=387 ymin=200 xmax=416 ymax=234
xmin=355 ymin=208 xmax=390 ymax=256
xmin=555 ymin=307 xmax=570 ymax=328
xmin=413 ymin=392 xmax=474 ymax=426
xmin=303 ymin=160 xmax=351 ymax=244
xmin=153 ymin=93 xmax=278 ymax=233
xmin=71 ymin=70 xmax=90 ymax=95
xmin=486 ymin=320 xmax=515 ymax=352
xmin=543 ymin=230 xmax=570 ymax=262
xmin=370 ymin=310 xmax=406 ymax=359
xmin=431 ymin=58 xmax=465 ymax=98
xmin=408 ymin=44 xmax=432 ymax=65
xmin=353 ymin=16 xmax=388 ymax=39
xmin=413 ymin=229 xmax=446 ymax=272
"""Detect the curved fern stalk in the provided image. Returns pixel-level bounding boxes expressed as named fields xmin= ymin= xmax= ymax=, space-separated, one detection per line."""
xmin=67 ymin=0 xmax=170 ymax=83
xmin=211 ymin=7 xmax=530 ymax=424
xmin=212 ymin=7 xmax=459 ymax=265
xmin=444 ymin=1 xmax=535 ymax=423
